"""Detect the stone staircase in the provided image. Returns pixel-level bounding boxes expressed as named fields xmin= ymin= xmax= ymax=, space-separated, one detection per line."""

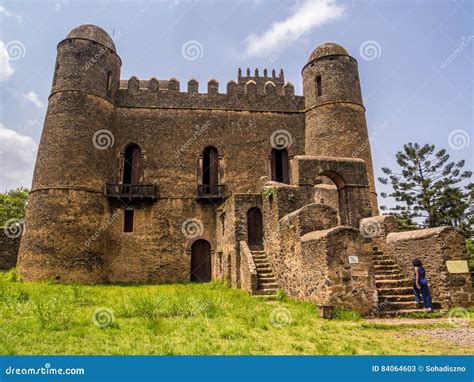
xmin=373 ymin=248 xmax=428 ymax=316
xmin=250 ymin=250 xmax=278 ymax=297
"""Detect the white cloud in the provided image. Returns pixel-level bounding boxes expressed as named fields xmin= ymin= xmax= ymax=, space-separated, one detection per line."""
xmin=23 ymin=91 xmax=45 ymax=108
xmin=243 ymin=0 xmax=345 ymax=58
xmin=0 ymin=40 xmax=15 ymax=82
xmin=0 ymin=123 xmax=38 ymax=191
xmin=0 ymin=5 xmax=23 ymax=23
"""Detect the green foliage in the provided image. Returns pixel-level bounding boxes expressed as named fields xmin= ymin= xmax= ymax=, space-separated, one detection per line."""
xmin=263 ymin=187 xmax=277 ymax=199
xmin=332 ymin=307 xmax=361 ymax=321
xmin=379 ymin=143 xmax=472 ymax=236
xmin=0 ymin=272 xmax=472 ymax=355
xmin=0 ymin=188 xmax=29 ymax=226
xmin=276 ymin=288 xmax=288 ymax=301
xmin=467 ymin=239 xmax=474 ymax=270
xmin=287 ymin=193 xmax=295 ymax=203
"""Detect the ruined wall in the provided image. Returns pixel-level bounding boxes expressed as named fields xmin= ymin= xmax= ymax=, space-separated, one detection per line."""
xmin=216 ymin=197 xmax=236 ymax=285
xmin=387 ymin=227 xmax=473 ymax=308
xmin=0 ymin=233 xmax=20 ymax=270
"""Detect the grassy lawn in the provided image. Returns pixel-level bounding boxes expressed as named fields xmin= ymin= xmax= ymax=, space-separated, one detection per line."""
xmin=0 ymin=270 xmax=472 ymax=355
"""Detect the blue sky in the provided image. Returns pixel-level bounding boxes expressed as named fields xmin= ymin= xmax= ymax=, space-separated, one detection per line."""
xmin=0 ymin=0 xmax=472 ymax=206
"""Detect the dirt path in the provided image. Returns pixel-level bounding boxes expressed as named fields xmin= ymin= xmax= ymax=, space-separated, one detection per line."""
xmin=366 ymin=318 xmax=451 ymax=325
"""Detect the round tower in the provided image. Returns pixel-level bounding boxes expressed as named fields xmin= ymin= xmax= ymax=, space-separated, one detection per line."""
xmin=302 ymin=42 xmax=378 ymax=214
xmin=17 ymin=25 xmax=121 ymax=282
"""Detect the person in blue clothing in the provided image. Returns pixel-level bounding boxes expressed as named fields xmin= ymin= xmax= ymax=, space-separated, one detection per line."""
xmin=412 ymin=258 xmax=433 ymax=312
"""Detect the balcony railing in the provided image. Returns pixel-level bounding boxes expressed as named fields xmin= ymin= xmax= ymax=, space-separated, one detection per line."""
xmin=197 ymin=184 xmax=226 ymax=199
xmin=105 ymin=184 xmax=158 ymax=200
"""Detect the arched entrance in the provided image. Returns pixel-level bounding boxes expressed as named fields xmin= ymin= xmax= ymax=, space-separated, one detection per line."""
xmin=271 ymin=148 xmax=289 ymax=184
xmin=191 ymin=239 xmax=212 ymax=282
xmin=247 ymin=207 xmax=263 ymax=249
xmin=123 ymin=144 xmax=141 ymax=184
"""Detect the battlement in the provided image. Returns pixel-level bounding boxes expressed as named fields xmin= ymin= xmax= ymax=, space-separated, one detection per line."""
xmin=115 ymin=70 xmax=303 ymax=111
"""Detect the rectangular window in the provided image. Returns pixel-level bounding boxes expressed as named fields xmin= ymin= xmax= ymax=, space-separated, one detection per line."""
xmin=123 ymin=209 xmax=134 ymax=232
xmin=107 ymin=71 xmax=112 ymax=92
xmin=316 ymin=75 xmax=322 ymax=96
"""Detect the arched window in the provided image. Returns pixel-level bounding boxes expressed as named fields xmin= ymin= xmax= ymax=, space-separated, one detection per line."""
xmin=123 ymin=144 xmax=141 ymax=185
xmin=202 ymin=146 xmax=219 ymax=194
xmin=271 ymin=148 xmax=289 ymax=184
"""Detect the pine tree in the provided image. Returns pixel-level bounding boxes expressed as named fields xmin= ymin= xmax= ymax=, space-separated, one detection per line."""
xmin=379 ymin=143 xmax=472 ymax=236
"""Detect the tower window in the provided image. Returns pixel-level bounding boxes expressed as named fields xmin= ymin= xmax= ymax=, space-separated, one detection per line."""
xmin=316 ymin=75 xmax=322 ymax=96
xmin=107 ymin=71 xmax=112 ymax=92
xmin=123 ymin=209 xmax=134 ymax=232
xmin=271 ymin=148 xmax=290 ymax=184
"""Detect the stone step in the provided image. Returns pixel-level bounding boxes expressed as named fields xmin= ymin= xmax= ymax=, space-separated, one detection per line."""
xmin=256 ymin=264 xmax=271 ymax=270
xmin=374 ymin=259 xmax=397 ymax=266
xmin=374 ymin=271 xmax=403 ymax=277
xmin=258 ymin=282 xmax=278 ymax=289
xmin=258 ymin=275 xmax=276 ymax=282
xmin=375 ymin=279 xmax=411 ymax=288
xmin=251 ymin=251 xmax=266 ymax=255
xmin=377 ymin=287 xmax=414 ymax=296
xmin=375 ymin=273 xmax=405 ymax=280
xmin=253 ymin=259 xmax=269 ymax=264
xmin=379 ymin=294 xmax=416 ymax=303
xmin=384 ymin=301 xmax=420 ymax=310
xmin=377 ymin=308 xmax=429 ymax=317
xmin=252 ymin=288 xmax=278 ymax=296
xmin=374 ymin=264 xmax=398 ymax=270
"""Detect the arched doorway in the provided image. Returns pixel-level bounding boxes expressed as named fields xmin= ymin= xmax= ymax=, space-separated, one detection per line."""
xmin=271 ymin=148 xmax=289 ymax=184
xmin=191 ymin=239 xmax=212 ymax=282
xmin=123 ymin=144 xmax=141 ymax=184
xmin=314 ymin=171 xmax=346 ymax=225
xmin=202 ymin=146 xmax=219 ymax=194
xmin=247 ymin=207 xmax=263 ymax=249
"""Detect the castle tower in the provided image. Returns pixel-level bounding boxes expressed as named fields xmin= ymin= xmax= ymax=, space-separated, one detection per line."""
xmin=302 ymin=43 xmax=378 ymax=214
xmin=17 ymin=25 xmax=121 ymax=282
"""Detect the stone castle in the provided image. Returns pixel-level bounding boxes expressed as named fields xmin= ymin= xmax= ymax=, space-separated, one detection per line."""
xmin=16 ymin=25 xmax=472 ymax=315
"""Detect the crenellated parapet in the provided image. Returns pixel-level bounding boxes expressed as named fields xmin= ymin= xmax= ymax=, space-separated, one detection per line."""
xmin=115 ymin=69 xmax=302 ymax=112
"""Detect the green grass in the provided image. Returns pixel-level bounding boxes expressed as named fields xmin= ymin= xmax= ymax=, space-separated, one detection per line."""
xmin=0 ymin=270 xmax=472 ymax=355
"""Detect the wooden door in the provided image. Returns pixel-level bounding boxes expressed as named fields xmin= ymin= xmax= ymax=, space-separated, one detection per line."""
xmin=247 ymin=208 xmax=263 ymax=248
xmin=191 ymin=240 xmax=212 ymax=282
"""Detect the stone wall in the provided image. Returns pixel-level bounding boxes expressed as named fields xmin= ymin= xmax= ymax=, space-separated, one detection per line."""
xmin=239 ymin=241 xmax=258 ymax=293
xmin=0 ymin=233 xmax=20 ymax=270
xmin=387 ymin=227 xmax=473 ymax=308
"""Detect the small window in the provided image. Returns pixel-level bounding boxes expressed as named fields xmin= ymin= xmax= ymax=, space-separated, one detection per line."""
xmin=316 ymin=75 xmax=322 ymax=96
xmin=123 ymin=209 xmax=134 ymax=232
xmin=107 ymin=71 xmax=113 ymax=92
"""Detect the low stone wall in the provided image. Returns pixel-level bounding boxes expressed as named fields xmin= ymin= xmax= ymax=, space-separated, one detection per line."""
xmin=387 ymin=227 xmax=473 ymax=308
xmin=0 ymin=233 xmax=20 ymax=270
xmin=275 ymin=205 xmax=376 ymax=314
xmin=239 ymin=241 xmax=258 ymax=293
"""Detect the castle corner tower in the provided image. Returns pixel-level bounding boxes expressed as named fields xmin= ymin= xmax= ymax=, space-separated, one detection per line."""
xmin=17 ymin=25 xmax=121 ymax=282
xmin=302 ymin=43 xmax=378 ymax=214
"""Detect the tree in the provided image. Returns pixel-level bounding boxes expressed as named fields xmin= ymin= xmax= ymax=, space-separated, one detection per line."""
xmin=379 ymin=143 xmax=472 ymax=236
xmin=0 ymin=188 xmax=29 ymax=226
